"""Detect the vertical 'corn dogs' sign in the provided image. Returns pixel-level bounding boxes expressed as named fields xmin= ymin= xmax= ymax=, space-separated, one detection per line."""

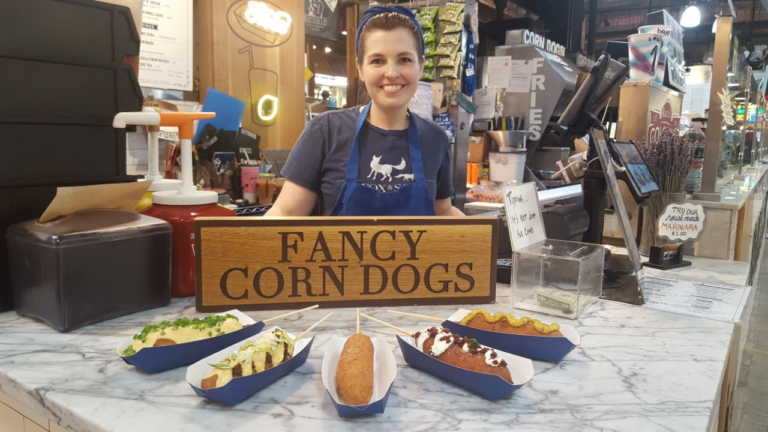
xmin=195 ymin=217 xmax=498 ymax=311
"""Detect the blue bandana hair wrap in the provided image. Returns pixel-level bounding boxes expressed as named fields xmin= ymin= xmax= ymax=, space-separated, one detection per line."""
xmin=355 ymin=5 xmax=426 ymax=58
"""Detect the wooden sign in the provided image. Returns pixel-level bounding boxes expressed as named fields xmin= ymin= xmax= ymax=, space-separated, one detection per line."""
xmin=195 ymin=217 xmax=498 ymax=311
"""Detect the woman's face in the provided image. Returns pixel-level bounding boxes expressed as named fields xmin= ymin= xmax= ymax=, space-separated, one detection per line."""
xmin=357 ymin=27 xmax=424 ymax=112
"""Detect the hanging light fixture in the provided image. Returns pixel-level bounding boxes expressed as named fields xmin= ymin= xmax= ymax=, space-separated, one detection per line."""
xmin=681 ymin=4 xmax=701 ymax=28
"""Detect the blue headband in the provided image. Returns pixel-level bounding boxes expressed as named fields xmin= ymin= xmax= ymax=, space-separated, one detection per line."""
xmin=355 ymin=5 xmax=426 ymax=58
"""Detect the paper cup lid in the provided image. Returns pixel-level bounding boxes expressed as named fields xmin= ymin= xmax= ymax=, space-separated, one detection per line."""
xmin=152 ymin=189 xmax=219 ymax=205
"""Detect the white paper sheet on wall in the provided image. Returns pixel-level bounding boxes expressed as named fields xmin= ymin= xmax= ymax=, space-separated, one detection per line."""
xmin=473 ymin=88 xmax=496 ymax=119
xmin=487 ymin=56 xmax=512 ymax=90
xmin=508 ymin=60 xmax=533 ymax=93
xmin=682 ymin=83 xmax=711 ymax=115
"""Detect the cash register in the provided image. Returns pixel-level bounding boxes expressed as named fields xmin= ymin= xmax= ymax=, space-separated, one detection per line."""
xmin=548 ymin=53 xmax=659 ymax=305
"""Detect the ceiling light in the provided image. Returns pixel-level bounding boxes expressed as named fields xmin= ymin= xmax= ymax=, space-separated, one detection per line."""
xmin=735 ymin=97 xmax=746 ymax=100
xmin=341 ymin=30 xmax=348 ymax=36
xmin=681 ymin=5 xmax=701 ymax=28
xmin=728 ymin=72 xmax=735 ymax=77
xmin=728 ymin=83 xmax=739 ymax=87
xmin=324 ymin=47 xmax=332 ymax=53
xmin=312 ymin=44 xmax=317 ymax=49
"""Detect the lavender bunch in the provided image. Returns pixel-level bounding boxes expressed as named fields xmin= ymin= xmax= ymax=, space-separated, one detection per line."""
xmin=640 ymin=130 xmax=694 ymax=193
xmin=639 ymin=129 xmax=695 ymax=251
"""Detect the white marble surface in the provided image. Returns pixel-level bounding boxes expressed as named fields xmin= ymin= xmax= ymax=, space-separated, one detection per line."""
xmin=0 ymin=294 xmax=736 ymax=432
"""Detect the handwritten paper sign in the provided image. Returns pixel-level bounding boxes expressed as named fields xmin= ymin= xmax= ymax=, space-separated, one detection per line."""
xmin=194 ymin=217 xmax=498 ymax=311
xmin=502 ymin=183 xmax=546 ymax=250
xmin=657 ymin=203 xmax=705 ymax=241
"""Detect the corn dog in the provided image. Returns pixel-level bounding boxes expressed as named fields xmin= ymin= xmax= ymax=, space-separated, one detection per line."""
xmin=335 ymin=334 xmax=374 ymax=405
xmin=414 ymin=327 xmax=512 ymax=383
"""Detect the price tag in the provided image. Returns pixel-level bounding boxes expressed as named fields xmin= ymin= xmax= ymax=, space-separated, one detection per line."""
xmin=657 ymin=203 xmax=705 ymax=241
xmin=502 ymin=183 xmax=546 ymax=250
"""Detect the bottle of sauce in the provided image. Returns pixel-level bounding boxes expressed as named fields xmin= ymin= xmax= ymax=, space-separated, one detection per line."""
xmin=114 ymin=111 xmax=236 ymax=297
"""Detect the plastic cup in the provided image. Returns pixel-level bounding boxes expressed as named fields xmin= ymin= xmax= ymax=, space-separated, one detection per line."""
xmin=258 ymin=173 xmax=275 ymax=204
xmin=638 ymin=25 xmax=672 ymax=84
xmin=273 ymin=177 xmax=286 ymax=200
xmin=627 ymin=33 xmax=662 ymax=82
xmin=241 ymin=165 xmax=260 ymax=204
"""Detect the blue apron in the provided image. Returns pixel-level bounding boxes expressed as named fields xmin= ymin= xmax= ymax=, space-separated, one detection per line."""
xmin=330 ymin=103 xmax=435 ymax=216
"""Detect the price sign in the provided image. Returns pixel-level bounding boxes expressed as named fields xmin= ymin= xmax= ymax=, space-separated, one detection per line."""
xmin=502 ymin=182 xmax=546 ymax=250
xmin=657 ymin=203 xmax=705 ymax=241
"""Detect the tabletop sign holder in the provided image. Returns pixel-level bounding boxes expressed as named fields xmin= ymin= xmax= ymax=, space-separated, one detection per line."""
xmin=194 ymin=217 xmax=498 ymax=312
xmin=645 ymin=202 xmax=705 ymax=270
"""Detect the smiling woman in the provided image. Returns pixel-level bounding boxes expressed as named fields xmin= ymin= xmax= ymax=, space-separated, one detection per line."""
xmin=267 ymin=6 xmax=464 ymax=218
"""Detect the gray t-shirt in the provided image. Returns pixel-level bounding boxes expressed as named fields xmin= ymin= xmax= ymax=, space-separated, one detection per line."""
xmin=281 ymin=107 xmax=454 ymax=215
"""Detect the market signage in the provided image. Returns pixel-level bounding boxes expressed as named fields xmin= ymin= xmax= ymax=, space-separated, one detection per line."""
xmin=228 ymin=0 xmax=293 ymax=47
xmin=657 ymin=203 xmax=705 ymax=241
xmin=507 ymin=30 xmax=566 ymax=57
xmin=305 ymin=0 xmax=339 ymax=41
xmin=646 ymin=10 xmax=685 ymax=92
xmin=195 ymin=217 xmax=498 ymax=311
xmin=522 ymin=30 xmax=566 ymax=57
xmin=648 ymin=99 xmax=681 ymax=144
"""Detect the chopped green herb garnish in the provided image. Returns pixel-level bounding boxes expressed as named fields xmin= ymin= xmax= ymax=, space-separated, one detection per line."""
xmin=208 ymin=363 xmax=233 ymax=370
xmin=123 ymin=346 xmax=136 ymax=356
xmin=469 ymin=339 xmax=481 ymax=348
xmin=130 ymin=314 xmax=240 ymax=341
xmin=208 ymin=331 xmax=213 ymax=337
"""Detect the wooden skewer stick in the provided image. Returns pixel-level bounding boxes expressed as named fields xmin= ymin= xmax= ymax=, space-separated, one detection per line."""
xmin=386 ymin=310 xmax=444 ymax=322
xmin=263 ymin=305 xmax=320 ymax=323
xmin=294 ymin=312 xmax=333 ymax=342
xmin=356 ymin=308 xmax=360 ymax=335
xmin=359 ymin=313 xmax=413 ymax=337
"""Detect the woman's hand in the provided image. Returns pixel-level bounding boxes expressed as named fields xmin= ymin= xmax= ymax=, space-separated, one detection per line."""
xmin=434 ymin=198 xmax=465 ymax=216
xmin=264 ymin=180 xmax=318 ymax=217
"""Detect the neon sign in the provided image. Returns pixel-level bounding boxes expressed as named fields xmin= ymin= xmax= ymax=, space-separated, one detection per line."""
xmin=258 ymin=95 xmax=278 ymax=121
xmin=244 ymin=1 xmax=292 ymax=35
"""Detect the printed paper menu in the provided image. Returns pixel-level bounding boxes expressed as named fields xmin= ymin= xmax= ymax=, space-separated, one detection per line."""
xmin=138 ymin=0 xmax=193 ymax=91
xmin=642 ymin=276 xmax=751 ymax=322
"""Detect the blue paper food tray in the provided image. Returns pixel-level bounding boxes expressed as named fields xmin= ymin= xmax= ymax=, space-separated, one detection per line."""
xmin=397 ymin=333 xmax=533 ymax=401
xmin=322 ymin=335 xmax=397 ymax=417
xmin=441 ymin=309 xmax=580 ymax=362
xmin=117 ymin=310 xmax=264 ymax=374
xmin=186 ymin=326 xmax=313 ymax=406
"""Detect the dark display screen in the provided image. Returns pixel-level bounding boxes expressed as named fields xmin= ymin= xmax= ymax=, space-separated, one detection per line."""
xmin=612 ymin=142 xmax=659 ymax=195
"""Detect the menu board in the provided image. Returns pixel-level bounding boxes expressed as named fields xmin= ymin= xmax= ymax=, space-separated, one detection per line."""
xmin=138 ymin=0 xmax=193 ymax=91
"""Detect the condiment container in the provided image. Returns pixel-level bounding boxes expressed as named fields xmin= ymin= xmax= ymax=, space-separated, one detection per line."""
xmin=6 ymin=210 xmax=172 ymax=332
xmin=114 ymin=111 xmax=236 ymax=297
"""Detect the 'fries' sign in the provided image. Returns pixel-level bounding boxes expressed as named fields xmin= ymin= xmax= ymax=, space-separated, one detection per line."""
xmin=195 ymin=217 xmax=498 ymax=311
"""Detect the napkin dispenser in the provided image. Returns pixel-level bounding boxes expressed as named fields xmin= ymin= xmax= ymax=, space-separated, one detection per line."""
xmin=7 ymin=209 xmax=172 ymax=332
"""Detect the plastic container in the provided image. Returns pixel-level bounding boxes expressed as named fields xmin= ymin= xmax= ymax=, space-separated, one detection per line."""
xmin=511 ymin=239 xmax=604 ymax=319
xmin=627 ymin=33 xmax=662 ymax=82
xmin=258 ymin=173 xmax=275 ymax=204
xmin=489 ymin=151 xmax=526 ymax=183
xmin=6 ymin=210 xmax=172 ymax=332
xmin=241 ymin=165 xmax=260 ymax=204
xmin=637 ymin=25 xmax=672 ymax=85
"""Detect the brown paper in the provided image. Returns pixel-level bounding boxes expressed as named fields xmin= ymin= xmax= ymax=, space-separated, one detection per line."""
xmin=39 ymin=182 xmax=151 ymax=223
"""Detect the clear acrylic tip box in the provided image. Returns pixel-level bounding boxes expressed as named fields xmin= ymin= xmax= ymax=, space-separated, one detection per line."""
xmin=511 ymin=239 xmax=603 ymax=319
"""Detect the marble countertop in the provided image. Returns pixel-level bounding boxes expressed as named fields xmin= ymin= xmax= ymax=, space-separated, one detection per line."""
xmin=0 ymin=295 xmax=735 ymax=432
